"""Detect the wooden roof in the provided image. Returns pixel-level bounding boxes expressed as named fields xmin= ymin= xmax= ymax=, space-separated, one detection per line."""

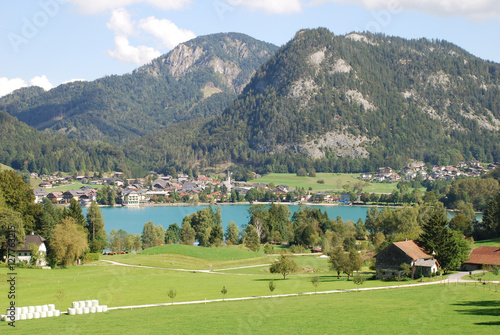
xmin=464 ymin=246 xmax=500 ymax=266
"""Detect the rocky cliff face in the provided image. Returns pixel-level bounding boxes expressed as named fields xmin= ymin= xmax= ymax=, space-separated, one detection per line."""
xmin=136 ymin=32 xmax=278 ymax=94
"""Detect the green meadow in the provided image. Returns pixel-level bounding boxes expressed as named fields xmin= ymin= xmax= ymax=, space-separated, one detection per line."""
xmin=2 ymin=284 xmax=499 ymax=334
xmin=254 ymin=173 xmax=400 ymax=193
xmin=475 ymin=237 xmax=500 ymax=247
xmin=2 ymin=245 xmax=499 ymax=334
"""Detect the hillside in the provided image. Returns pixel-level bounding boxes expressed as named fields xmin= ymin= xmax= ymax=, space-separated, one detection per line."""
xmin=127 ymin=28 xmax=500 ymax=173
xmin=0 ymin=111 xmax=144 ymax=176
xmin=0 ymin=33 xmax=277 ymax=145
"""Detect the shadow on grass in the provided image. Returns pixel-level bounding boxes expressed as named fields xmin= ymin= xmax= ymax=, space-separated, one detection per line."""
xmin=454 ymin=300 xmax=500 ymax=323
xmin=475 ymin=321 xmax=500 ymax=326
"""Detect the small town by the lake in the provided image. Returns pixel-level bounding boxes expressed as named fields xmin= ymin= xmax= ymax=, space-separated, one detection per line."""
xmin=1 ymin=1 xmax=500 ymax=334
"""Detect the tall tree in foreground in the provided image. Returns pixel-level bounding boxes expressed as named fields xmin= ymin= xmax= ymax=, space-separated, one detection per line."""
xmin=51 ymin=217 xmax=88 ymax=267
xmin=225 ymin=221 xmax=240 ymax=245
xmin=180 ymin=219 xmax=196 ymax=245
xmin=243 ymin=225 xmax=260 ymax=252
xmin=65 ymin=198 xmax=86 ymax=227
xmin=419 ymin=212 xmax=471 ymax=274
xmin=142 ymin=221 xmax=166 ymax=249
xmin=329 ymin=247 xmax=347 ymax=279
xmin=86 ymin=201 xmax=107 ymax=253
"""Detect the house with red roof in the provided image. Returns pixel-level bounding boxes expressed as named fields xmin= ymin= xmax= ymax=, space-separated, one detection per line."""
xmin=376 ymin=240 xmax=439 ymax=279
xmin=462 ymin=246 xmax=500 ymax=271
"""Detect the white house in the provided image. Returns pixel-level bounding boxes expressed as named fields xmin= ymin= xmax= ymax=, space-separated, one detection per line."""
xmin=14 ymin=233 xmax=47 ymax=266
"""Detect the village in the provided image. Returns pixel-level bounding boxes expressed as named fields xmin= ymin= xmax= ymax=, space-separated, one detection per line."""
xmin=30 ymin=160 xmax=497 ymax=207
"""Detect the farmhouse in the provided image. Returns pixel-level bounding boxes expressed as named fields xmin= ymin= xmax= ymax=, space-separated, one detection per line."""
xmin=376 ymin=240 xmax=439 ymax=279
xmin=462 ymin=246 xmax=500 ymax=271
xmin=1 ymin=233 xmax=47 ymax=266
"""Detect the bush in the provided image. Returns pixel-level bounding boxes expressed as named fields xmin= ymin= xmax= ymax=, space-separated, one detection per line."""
xmin=317 ymin=179 xmax=325 ymax=184
xmin=264 ymin=243 xmax=275 ymax=254
xmin=290 ymin=245 xmax=306 ymax=253
xmin=84 ymin=253 xmax=100 ymax=262
xmin=296 ymin=168 xmax=307 ymax=176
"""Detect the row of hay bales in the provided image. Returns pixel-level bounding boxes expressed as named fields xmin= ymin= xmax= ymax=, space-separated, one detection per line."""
xmin=0 ymin=300 xmax=108 ymax=322
xmin=67 ymin=300 xmax=108 ymax=315
xmin=1 ymin=304 xmax=61 ymax=321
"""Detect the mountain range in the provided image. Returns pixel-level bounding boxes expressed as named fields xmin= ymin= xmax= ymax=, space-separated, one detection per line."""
xmin=1 ymin=28 xmax=499 ymax=176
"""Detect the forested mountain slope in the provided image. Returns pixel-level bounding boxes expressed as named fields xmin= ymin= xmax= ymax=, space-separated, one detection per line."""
xmin=0 ymin=33 xmax=277 ymax=145
xmin=127 ymin=28 xmax=500 ymax=173
xmin=0 ymin=111 xmax=144 ymax=176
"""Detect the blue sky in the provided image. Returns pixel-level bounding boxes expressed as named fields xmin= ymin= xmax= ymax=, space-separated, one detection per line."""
xmin=1 ymin=0 xmax=499 ymax=97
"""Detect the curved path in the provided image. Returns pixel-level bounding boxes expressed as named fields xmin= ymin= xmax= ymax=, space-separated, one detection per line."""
xmin=100 ymin=260 xmax=270 ymax=274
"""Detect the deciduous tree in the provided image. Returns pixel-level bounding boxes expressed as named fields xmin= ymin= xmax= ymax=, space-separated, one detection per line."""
xmin=270 ymin=254 xmax=297 ymax=280
xmin=51 ymin=217 xmax=88 ymax=267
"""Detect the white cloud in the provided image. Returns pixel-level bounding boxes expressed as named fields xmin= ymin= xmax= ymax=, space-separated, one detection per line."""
xmin=107 ymin=8 xmax=135 ymax=36
xmin=106 ymin=35 xmax=161 ymax=64
xmin=236 ymin=0 xmax=302 ymax=14
xmin=139 ymin=16 xmax=196 ymax=49
xmin=65 ymin=0 xmax=191 ymax=15
xmin=29 ymin=75 xmax=54 ymax=91
xmin=0 ymin=77 xmax=27 ymax=97
xmin=311 ymin=0 xmax=500 ymax=21
xmin=0 ymin=75 xmax=54 ymax=97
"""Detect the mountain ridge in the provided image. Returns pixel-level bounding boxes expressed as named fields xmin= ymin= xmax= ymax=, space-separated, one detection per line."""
xmin=0 ymin=32 xmax=278 ymax=145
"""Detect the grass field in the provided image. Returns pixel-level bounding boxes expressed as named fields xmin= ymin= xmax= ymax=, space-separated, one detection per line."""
xmin=254 ymin=173 xmax=400 ymax=193
xmin=475 ymin=238 xmax=500 ymax=247
xmin=2 ymin=245 xmax=500 ymax=333
xmin=2 ymin=284 xmax=499 ymax=334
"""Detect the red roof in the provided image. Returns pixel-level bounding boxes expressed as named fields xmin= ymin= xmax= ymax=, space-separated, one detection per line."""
xmin=464 ymin=246 xmax=500 ymax=266
xmin=393 ymin=240 xmax=431 ymax=260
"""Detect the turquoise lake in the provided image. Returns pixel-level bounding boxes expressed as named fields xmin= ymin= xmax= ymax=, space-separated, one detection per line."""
xmin=87 ymin=204 xmax=479 ymax=235
xmin=96 ymin=204 xmax=369 ymax=234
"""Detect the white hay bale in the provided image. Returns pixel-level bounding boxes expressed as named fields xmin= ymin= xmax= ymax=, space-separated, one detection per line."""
xmin=85 ymin=300 xmax=92 ymax=308
xmin=26 ymin=313 xmax=33 ymax=320
xmin=79 ymin=301 xmax=85 ymax=309
xmin=67 ymin=308 xmax=76 ymax=316
xmin=15 ymin=307 xmax=22 ymax=314
xmin=83 ymin=307 xmax=90 ymax=314
xmin=72 ymin=301 xmax=79 ymax=309
xmin=102 ymin=305 xmax=108 ymax=312
xmin=96 ymin=306 xmax=103 ymax=313
xmin=20 ymin=314 xmax=27 ymax=320
xmin=28 ymin=306 xmax=35 ymax=313
xmin=40 ymin=311 xmax=47 ymax=318
xmin=48 ymin=304 xmax=55 ymax=311
xmin=35 ymin=306 xmax=42 ymax=313
xmin=42 ymin=305 xmax=48 ymax=312
xmin=76 ymin=308 xmax=83 ymax=315
xmin=47 ymin=311 xmax=54 ymax=317
xmin=92 ymin=300 xmax=99 ymax=307
xmin=54 ymin=310 xmax=61 ymax=317
xmin=33 ymin=312 xmax=40 ymax=319
xmin=22 ymin=307 xmax=28 ymax=314
xmin=90 ymin=307 xmax=96 ymax=313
